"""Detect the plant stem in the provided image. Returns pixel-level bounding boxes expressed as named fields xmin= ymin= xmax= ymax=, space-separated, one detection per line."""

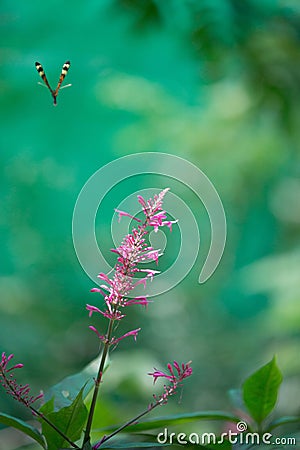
xmin=30 ymin=406 xmax=80 ymax=449
xmin=83 ymin=317 xmax=115 ymax=446
xmin=97 ymin=397 xmax=167 ymax=447
xmin=0 ymin=366 xmax=80 ymax=449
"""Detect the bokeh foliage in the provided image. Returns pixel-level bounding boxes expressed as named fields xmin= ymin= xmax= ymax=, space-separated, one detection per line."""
xmin=0 ymin=0 xmax=300 ymax=447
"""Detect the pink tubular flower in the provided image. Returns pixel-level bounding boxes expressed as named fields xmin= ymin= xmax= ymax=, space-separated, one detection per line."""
xmin=137 ymin=189 xmax=178 ymax=232
xmin=112 ymin=328 xmax=141 ymax=345
xmin=0 ymin=352 xmax=43 ymax=408
xmin=86 ymin=304 xmax=102 ymax=317
xmin=148 ymin=361 xmax=192 ymax=406
xmin=89 ymin=326 xmax=141 ymax=346
xmin=149 ymin=360 xmax=193 ymax=384
xmin=88 ymin=189 xmax=177 ymax=337
xmin=115 ymin=210 xmax=142 ymax=222
xmin=125 ymin=296 xmax=150 ymax=307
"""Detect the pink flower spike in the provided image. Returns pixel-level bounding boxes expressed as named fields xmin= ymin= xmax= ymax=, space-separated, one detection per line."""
xmin=148 ymin=368 xmax=173 ymax=384
xmin=0 ymin=353 xmax=43 ymax=408
xmin=87 ymin=189 xmax=176 ymax=330
xmin=149 ymin=361 xmax=193 ymax=384
xmin=147 ymin=360 xmax=192 ymax=408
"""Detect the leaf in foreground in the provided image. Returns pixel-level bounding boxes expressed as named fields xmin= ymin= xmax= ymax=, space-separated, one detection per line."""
xmin=242 ymin=356 xmax=282 ymax=425
xmin=0 ymin=412 xmax=46 ymax=448
xmin=41 ymin=387 xmax=87 ymax=450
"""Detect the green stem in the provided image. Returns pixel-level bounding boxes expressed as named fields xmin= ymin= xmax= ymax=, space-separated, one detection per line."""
xmin=83 ymin=318 xmax=115 ymax=446
xmin=99 ymin=401 xmax=161 ymax=446
xmin=83 ymin=217 xmax=152 ymax=447
xmin=97 ymin=388 xmax=175 ymax=448
xmin=30 ymin=406 xmax=80 ymax=449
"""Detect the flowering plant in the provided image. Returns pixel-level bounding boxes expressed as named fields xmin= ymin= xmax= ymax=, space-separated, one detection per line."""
xmin=1 ymin=189 xmax=299 ymax=449
xmin=0 ymin=189 xmax=192 ymax=450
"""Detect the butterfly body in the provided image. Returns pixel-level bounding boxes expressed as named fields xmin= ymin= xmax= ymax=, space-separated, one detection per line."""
xmin=35 ymin=61 xmax=71 ymax=105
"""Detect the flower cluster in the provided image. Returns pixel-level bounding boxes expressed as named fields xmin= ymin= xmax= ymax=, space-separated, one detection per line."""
xmin=149 ymin=360 xmax=193 ymax=406
xmin=0 ymin=352 xmax=43 ymax=408
xmin=87 ymin=189 xmax=177 ymax=345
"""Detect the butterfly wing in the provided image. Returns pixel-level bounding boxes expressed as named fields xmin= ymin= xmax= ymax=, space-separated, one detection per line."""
xmin=35 ymin=62 xmax=53 ymax=93
xmin=53 ymin=61 xmax=71 ymax=97
xmin=35 ymin=61 xmax=71 ymax=105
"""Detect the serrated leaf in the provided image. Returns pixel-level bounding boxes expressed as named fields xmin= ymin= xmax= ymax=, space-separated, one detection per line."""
xmin=242 ymin=356 xmax=282 ymax=425
xmin=43 ymin=353 xmax=108 ymax=411
xmin=41 ymin=386 xmax=88 ymax=450
xmin=0 ymin=412 xmax=46 ymax=448
xmin=95 ymin=411 xmax=241 ymax=434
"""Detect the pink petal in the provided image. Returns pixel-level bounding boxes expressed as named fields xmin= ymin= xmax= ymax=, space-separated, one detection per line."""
xmin=86 ymin=304 xmax=102 ymax=317
xmin=115 ymin=209 xmax=141 ymax=222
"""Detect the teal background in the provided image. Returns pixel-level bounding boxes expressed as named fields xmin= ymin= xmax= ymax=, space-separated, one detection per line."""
xmin=1 ymin=1 xmax=300 ymax=448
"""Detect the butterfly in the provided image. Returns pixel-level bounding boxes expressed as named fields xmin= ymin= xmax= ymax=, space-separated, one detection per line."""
xmin=35 ymin=61 xmax=71 ymax=105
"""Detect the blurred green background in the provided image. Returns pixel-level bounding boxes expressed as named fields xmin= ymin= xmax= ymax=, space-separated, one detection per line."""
xmin=1 ymin=0 xmax=300 ymax=448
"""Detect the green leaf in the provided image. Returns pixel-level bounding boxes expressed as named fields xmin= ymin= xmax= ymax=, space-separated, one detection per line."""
xmin=41 ymin=386 xmax=88 ymax=450
xmin=267 ymin=415 xmax=300 ymax=432
xmin=242 ymin=356 xmax=283 ymax=425
xmin=39 ymin=396 xmax=55 ymax=415
xmin=0 ymin=412 xmax=46 ymax=448
xmin=43 ymin=353 xmax=108 ymax=411
xmin=96 ymin=411 xmax=241 ymax=433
